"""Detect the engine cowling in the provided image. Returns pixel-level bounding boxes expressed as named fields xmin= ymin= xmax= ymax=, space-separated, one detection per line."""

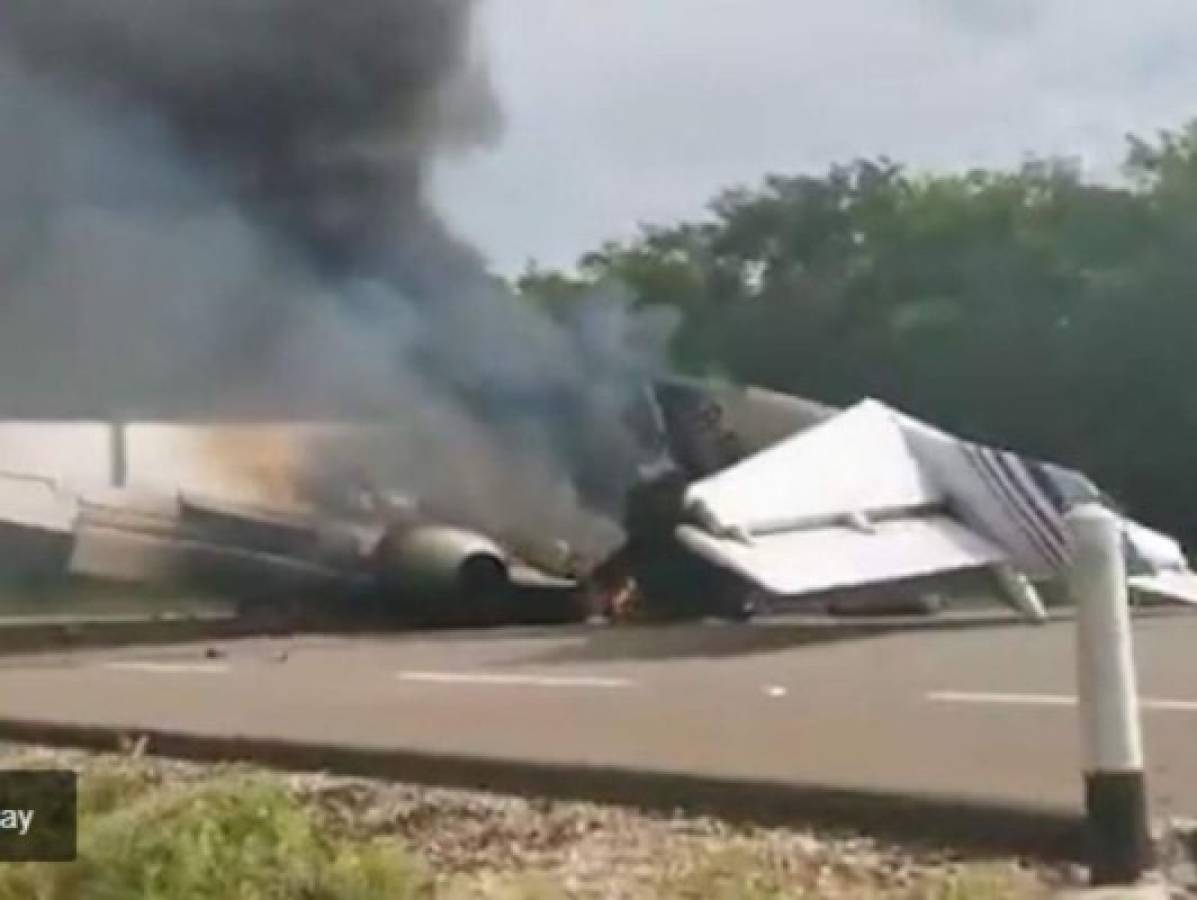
xmin=373 ymin=524 xmax=510 ymax=605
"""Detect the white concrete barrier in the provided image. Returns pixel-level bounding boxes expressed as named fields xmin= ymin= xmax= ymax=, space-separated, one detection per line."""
xmin=1067 ymin=503 xmax=1152 ymax=886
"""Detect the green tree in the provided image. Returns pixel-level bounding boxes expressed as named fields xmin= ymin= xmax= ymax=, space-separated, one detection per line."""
xmin=516 ymin=124 xmax=1197 ymax=546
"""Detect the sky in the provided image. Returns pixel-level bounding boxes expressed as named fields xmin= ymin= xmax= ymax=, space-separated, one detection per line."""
xmin=431 ymin=0 xmax=1197 ymax=276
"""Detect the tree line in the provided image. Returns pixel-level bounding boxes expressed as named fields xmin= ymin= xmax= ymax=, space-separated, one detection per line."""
xmin=514 ymin=123 xmax=1197 ymax=548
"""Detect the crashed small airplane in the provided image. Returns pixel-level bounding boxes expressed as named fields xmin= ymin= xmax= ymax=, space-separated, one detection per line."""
xmin=614 ymin=377 xmax=1197 ymax=622
xmin=1 ymin=388 xmax=1191 ymax=630
xmin=0 ymin=425 xmax=582 ymax=628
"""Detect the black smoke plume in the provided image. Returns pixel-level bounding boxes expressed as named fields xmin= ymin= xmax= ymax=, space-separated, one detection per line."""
xmin=0 ymin=0 xmax=674 ymax=551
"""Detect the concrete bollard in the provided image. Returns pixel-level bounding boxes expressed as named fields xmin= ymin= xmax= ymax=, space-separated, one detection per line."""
xmin=1066 ymin=504 xmax=1152 ymax=886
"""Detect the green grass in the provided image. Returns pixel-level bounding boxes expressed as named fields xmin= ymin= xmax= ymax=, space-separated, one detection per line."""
xmin=0 ymin=776 xmax=430 ymax=900
xmin=930 ymin=864 xmax=1050 ymax=900
xmin=0 ymin=763 xmax=1056 ymax=900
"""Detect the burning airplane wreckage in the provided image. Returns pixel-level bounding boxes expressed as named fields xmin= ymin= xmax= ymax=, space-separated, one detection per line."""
xmin=595 ymin=377 xmax=1197 ymax=623
xmin=0 ymin=379 xmax=1193 ymax=629
xmin=0 ymin=2 xmax=1192 ymax=628
xmin=0 ymin=422 xmax=589 ymax=628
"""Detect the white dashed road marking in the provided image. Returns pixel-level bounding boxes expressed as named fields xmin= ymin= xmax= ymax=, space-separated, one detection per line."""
xmin=396 ymin=671 xmax=633 ymax=689
xmin=927 ymin=690 xmax=1197 ymax=713
xmin=102 ymin=661 xmax=231 ymax=676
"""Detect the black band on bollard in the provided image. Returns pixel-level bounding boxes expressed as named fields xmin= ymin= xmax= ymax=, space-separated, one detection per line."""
xmin=1084 ymin=771 xmax=1152 ymax=886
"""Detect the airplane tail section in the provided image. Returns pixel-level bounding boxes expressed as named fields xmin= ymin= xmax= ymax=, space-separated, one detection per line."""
xmin=646 ymin=377 xmax=836 ymax=479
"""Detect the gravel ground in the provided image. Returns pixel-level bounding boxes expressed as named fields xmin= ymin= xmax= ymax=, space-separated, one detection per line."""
xmin=291 ymin=776 xmax=1069 ymax=898
xmin=2 ymin=744 xmax=1077 ymax=898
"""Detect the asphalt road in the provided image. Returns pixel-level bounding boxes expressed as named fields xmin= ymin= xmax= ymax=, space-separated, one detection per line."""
xmin=0 ymin=610 xmax=1195 ymax=821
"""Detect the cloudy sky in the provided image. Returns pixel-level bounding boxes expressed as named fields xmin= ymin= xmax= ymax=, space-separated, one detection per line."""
xmin=431 ymin=0 xmax=1197 ymax=275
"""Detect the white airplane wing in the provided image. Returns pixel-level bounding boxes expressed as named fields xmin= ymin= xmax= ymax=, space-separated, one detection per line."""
xmin=892 ymin=413 xmax=1073 ymax=579
xmin=1121 ymin=517 xmax=1187 ymax=573
xmin=683 ymin=400 xmax=940 ymax=535
xmin=1121 ymin=518 xmax=1197 ymax=606
xmin=676 ymin=391 xmax=1191 ymax=618
xmin=678 ymin=401 xmax=1032 ymax=610
xmin=1129 ymin=572 xmax=1197 ymax=605
xmin=677 ymin=514 xmax=1005 ymax=596
xmin=896 ymin=413 xmax=1197 ymax=606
